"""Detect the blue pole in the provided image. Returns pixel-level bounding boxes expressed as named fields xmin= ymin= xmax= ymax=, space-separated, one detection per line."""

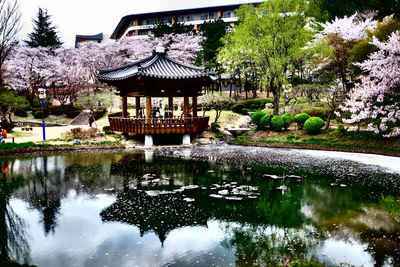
xmin=42 ymin=100 xmax=46 ymax=140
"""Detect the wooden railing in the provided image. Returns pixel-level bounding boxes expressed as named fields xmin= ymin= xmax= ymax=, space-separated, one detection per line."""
xmin=109 ymin=116 xmax=210 ymax=134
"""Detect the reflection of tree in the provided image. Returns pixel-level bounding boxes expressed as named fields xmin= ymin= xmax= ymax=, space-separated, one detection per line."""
xmin=302 ymin=181 xmax=400 ymax=266
xmin=221 ymin=224 xmax=324 ymax=266
xmin=100 ymin=189 xmax=208 ymax=245
xmin=25 ymin=157 xmax=61 ymax=236
xmin=0 ymin=164 xmax=32 ymax=265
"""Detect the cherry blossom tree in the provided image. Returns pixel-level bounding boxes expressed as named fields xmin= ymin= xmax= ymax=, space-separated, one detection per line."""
xmin=339 ymin=31 xmax=400 ymax=137
xmin=315 ymin=13 xmax=377 ymax=92
xmin=4 ymin=34 xmax=203 ymax=106
xmin=4 ymin=45 xmax=59 ymax=104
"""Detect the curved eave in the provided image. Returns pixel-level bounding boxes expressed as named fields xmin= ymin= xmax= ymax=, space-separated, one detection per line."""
xmin=98 ymin=72 xmax=213 ymax=82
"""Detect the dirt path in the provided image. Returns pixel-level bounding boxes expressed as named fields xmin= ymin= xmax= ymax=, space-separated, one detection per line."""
xmin=7 ymin=126 xmax=91 ymax=143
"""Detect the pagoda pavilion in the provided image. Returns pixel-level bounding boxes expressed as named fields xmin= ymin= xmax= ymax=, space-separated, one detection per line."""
xmin=98 ymin=43 xmax=217 ymax=146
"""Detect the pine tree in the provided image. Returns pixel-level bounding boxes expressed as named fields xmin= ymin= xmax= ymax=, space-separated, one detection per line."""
xmin=25 ymin=8 xmax=62 ymax=48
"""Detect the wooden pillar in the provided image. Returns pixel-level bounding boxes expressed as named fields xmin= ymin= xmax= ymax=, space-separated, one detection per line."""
xmin=192 ymin=96 xmax=197 ymax=117
xmin=168 ymin=96 xmax=173 ymax=117
xmin=183 ymin=96 xmax=189 ymax=118
xmin=146 ymin=96 xmax=152 ymax=121
xmin=122 ymin=95 xmax=128 ymax=118
xmin=136 ymin=97 xmax=140 ymax=117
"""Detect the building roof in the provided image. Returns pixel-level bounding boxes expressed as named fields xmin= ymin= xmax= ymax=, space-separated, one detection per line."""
xmin=98 ymin=48 xmax=217 ymax=81
xmin=110 ymin=2 xmax=260 ymax=39
xmin=75 ymin=33 xmax=103 ymax=47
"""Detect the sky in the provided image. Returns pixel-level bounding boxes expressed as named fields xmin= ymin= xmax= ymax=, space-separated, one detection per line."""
xmin=19 ymin=0 xmax=257 ymax=47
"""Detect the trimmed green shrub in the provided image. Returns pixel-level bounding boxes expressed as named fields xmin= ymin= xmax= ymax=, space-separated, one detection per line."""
xmin=251 ymin=110 xmax=267 ymax=129
xmin=282 ymin=113 xmax=294 ymax=130
xmin=271 ymin=115 xmax=284 ymax=132
xmin=49 ymin=105 xmax=66 ymax=115
xmin=32 ymin=100 xmax=42 ymax=108
xmin=260 ymin=114 xmax=274 ymax=129
xmin=337 ymin=124 xmax=347 ymax=135
xmin=211 ymin=122 xmax=220 ymax=133
xmin=14 ymin=109 xmax=28 ymax=117
xmin=241 ymin=108 xmax=249 ymax=115
xmin=102 ymin=126 xmax=113 ymax=134
xmin=294 ymin=113 xmax=310 ymax=130
xmin=232 ymin=98 xmax=273 ymax=114
xmin=232 ymin=104 xmax=245 ymax=114
xmin=93 ymin=107 xmax=107 ymax=120
xmin=33 ymin=110 xmax=44 ymax=119
xmin=304 ymin=117 xmax=325 ymax=134
xmin=303 ymin=107 xmax=327 ymax=119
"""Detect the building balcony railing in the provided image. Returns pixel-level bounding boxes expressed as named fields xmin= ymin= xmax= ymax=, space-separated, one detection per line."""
xmin=109 ymin=116 xmax=210 ymax=135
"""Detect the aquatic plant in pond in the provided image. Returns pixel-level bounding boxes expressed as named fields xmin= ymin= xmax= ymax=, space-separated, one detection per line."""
xmin=0 ymin=148 xmax=400 ymax=266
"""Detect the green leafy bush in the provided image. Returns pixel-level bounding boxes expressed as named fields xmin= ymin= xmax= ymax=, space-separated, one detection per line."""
xmin=93 ymin=107 xmax=107 ymax=120
xmin=232 ymin=98 xmax=272 ymax=114
xmin=102 ymin=126 xmax=113 ymax=134
xmin=337 ymin=124 xmax=347 ymax=135
xmin=14 ymin=109 xmax=28 ymax=117
xmin=271 ymin=115 xmax=284 ymax=132
xmin=49 ymin=105 xmax=66 ymax=115
xmin=232 ymin=104 xmax=245 ymax=114
xmin=260 ymin=114 xmax=274 ymax=130
xmin=304 ymin=117 xmax=325 ymax=134
xmin=241 ymin=108 xmax=249 ymax=115
xmin=33 ymin=110 xmax=44 ymax=119
xmin=282 ymin=113 xmax=294 ymax=130
xmin=294 ymin=113 xmax=310 ymax=129
xmin=251 ymin=110 xmax=267 ymax=129
xmin=211 ymin=122 xmax=220 ymax=133
xmin=303 ymin=107 xmax=327 ymax=119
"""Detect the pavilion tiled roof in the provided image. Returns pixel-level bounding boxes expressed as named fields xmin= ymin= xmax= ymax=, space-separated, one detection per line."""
xmin=98 ymin=51 xmax=217 ymax=81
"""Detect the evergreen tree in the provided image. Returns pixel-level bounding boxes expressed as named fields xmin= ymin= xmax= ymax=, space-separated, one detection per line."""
xmin=199 ymin=19 xmax=227 ymax=70
xmin=25 ymin=8 xmax=62 ymax=48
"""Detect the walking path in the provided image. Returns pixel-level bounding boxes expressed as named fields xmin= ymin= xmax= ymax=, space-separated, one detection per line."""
xmin=7 ymin=126 xmax=90 ymax=143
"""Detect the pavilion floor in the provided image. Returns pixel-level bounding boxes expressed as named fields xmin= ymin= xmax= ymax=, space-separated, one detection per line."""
xmin=109 ymin=116 xmax=210 ymax=135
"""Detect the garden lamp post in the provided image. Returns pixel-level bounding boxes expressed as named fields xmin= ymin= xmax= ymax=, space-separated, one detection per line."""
xmin=38 ymin=88 xmax=46 ymax=141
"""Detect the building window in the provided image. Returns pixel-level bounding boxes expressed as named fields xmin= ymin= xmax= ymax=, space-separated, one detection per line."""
xmin=176 ymin=16 xmax=184 ymax=22
xmin=210 ymin=12 xmax=218 ymax=19
xmin=222 ymin=11 xmax=231 ymax=18
xmin=186 ymin=15 xmax=195 ymax=21
xmin=200 ymin=13 xmax=208 ymax=20
xmin=147 ymin=18 xmax=157 ymax=25
xmin=161 ymin=17 xmax=171 ymax=23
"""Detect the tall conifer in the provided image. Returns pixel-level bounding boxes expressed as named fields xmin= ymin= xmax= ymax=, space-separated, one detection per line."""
xmin=25 ymin=8 xmax=62 ymax=48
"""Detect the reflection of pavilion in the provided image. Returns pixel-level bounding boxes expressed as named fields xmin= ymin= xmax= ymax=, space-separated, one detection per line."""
xmin=100 ymin=190 xmax=208 ymax=245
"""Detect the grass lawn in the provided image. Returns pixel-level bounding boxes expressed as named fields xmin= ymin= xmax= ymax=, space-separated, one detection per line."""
xmin=8 ymin=131 xmax=34 ymax=138
xmin=231 ymin=127 xmax=400 ymax=156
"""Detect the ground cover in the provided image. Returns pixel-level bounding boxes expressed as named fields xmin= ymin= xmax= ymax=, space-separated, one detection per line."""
xmin=231 ymin=128 xmax=400 ymax=156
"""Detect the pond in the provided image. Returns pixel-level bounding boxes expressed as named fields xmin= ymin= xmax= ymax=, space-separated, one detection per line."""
xmin=1 ymin=145 xmax=400 ymax=267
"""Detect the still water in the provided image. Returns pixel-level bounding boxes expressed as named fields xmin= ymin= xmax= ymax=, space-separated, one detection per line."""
xmin=0 ymin=147 xmax=400 ymax=267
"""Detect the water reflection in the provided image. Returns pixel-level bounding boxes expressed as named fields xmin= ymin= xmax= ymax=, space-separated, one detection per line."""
xmin=0 ymin=150 xmax=399 ymax=266
xmin=0 ymin=162 xmax=31 ymax=266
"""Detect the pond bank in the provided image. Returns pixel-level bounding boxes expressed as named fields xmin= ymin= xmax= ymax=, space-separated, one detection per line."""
xmin=230 ymin=128 xmax=400 ymax=157
xmin=0 ymin=143 xmax=125 ymax=157
xmin=230 ymin=140 xmax=400 ymax=157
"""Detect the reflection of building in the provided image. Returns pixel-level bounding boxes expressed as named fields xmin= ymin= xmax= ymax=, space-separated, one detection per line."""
xmin=110 ymin=2 xmax=260 ymax=39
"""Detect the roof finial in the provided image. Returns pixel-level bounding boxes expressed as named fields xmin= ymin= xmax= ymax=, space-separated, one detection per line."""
xmin=156 ymin=42 xmax=165 ymax=54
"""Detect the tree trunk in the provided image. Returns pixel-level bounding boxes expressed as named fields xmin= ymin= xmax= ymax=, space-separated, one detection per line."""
xmin=325 ymin=111 xmax=333 ymax=129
